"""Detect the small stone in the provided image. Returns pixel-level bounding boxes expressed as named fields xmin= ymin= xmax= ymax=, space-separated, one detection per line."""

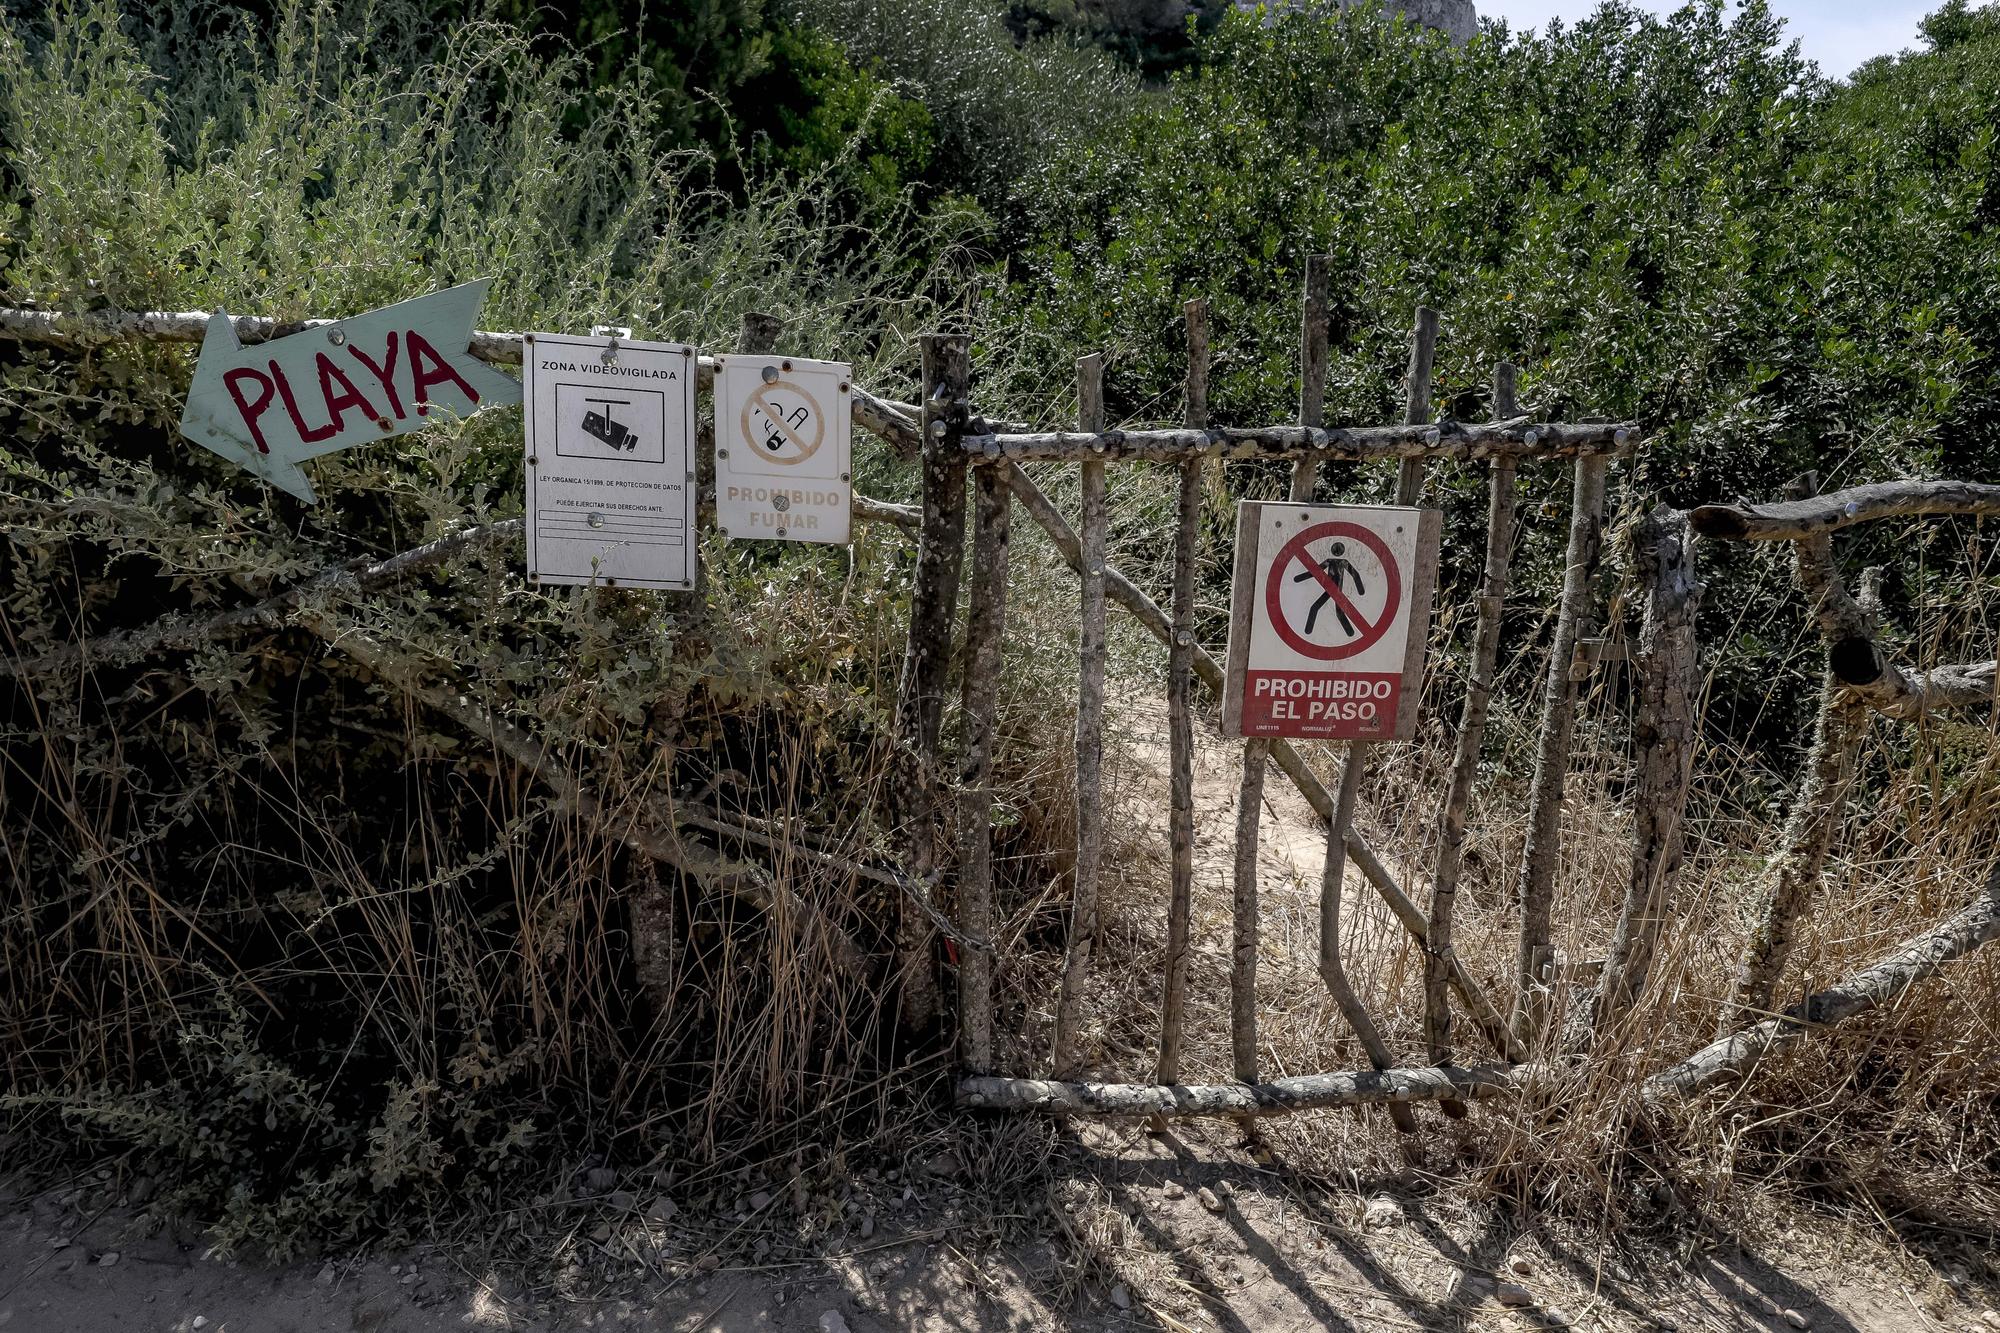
xmin=609 ymin=1190 xmax=635 ymax=1212
xmin=695 ymin=1254 xmax=720 ymax=1273
xmin=1163 ymin=1181 xmax=1185 ymax=1200
xmin=1507 ymin=1255 xmax=1533 ymax=1276
xmin=584 ymin=1167 xmax=617 ymax=1193
xmin=818 ymin=1314 xmax=852 ymax=1333
xmin=925 ymin=1153 xmax=963 ymax=1179
xmin=127 ymin=1177 xmax=155 ymax=1206
xmin=47 ymin=1237 xmax=69 ymax=1251
xmin=97 ymin=1251 xmax=119 ymax=1267
xmin=1496 ymin=1282 xmax=1533 ymax=1308
xmin=859 ymin=1216 xmax=876 ymax=1240
xmin=317 ymin=1264 xmax=336 ymax=1284
xmin=390 ymin=1264 xmax=402 ymax=1275
xmin=1544 ymin=1307 xmax=1572 ymax=1327
xmin=749 ymin=1191 xmax=773 ymax=1212
xmin=1362 ymin=1196 xmax=1403 ymax=1230
xmin=1979 ymin=1312 xmax=2000 ymax=1331
xmin=1110 ymin=1283 xmax=1132 ymax=1311
xmin=191 ymin=1319 xmax=210 ymax=1330
xmin=1781 ymin=1312 xmax=1808 ymax=1330
xmin=644 ymin=1197 xmax=678 ymax=1223
xmin=1197 ymin=1187 xmax=1225 ymax=1215
xmin=590 ymin=1223 xmax=611 ymax=1242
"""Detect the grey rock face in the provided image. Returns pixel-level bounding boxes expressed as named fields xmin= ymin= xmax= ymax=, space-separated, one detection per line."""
xmin=1235 ymin=0 xmax=1479 ymax=44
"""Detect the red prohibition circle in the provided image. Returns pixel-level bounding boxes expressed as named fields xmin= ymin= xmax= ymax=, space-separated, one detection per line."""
xmin=1265 ymin=520 xmax=1402 ymax=661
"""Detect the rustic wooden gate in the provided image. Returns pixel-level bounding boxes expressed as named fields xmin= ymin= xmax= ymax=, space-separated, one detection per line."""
xmin=883 ymin=268 xmax=1657 ymax=1121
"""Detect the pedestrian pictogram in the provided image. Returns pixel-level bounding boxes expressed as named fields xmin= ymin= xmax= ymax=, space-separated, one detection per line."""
xmin=715 ymin=354 xmax=853 ymax=544
xmin=1222 ymin=502 xmax=1440 ymax=741
xmin=1265 ymin=521 xmax=1403 ymax=661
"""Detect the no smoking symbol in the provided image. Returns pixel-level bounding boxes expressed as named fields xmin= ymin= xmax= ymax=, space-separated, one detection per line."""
xmin=741 ymin=380 xmax=825 ymax=465
xmin=1265 ymin=521 xmax=1402 ymax=662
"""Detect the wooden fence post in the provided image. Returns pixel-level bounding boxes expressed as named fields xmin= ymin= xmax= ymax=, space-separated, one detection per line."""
xmin=956 ymin=456 xmax=1011 ymax=1073
xmin=1159 ymin=300 xmax=1208 ymax=1086
xmin=1227 ymin=261 xmax=1332 ymax=1086
xmin=1311 ymin=305 xmax=1438 ymax=1134
xmin=1512 ymin=444 xmax=1609 ymax=1047
xmin=890 ymin=333 xmax=971 ymax=1028
xmin=1590 ymin=507 xmax=1701 ymax=1042
xmin=1052 ymin=353 xmax=1108 ymax=1077
xmin=1424 ymin=361 xmax=1522 ymax=1092
xmin=1722 ymin=476 xmax=1870 ymax=1031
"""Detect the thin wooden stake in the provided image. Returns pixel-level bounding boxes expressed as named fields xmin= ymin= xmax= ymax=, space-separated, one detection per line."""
xmin=1590 ymin=507 xmax=1701 ymax=1043
xmin=1314 ymin=305 xmax=1436 ymax=1133
xmin=956 ymin=462 xmax=1011 ymax=1073
xmin=1513 ymin=447 xmax=1609 ymax=1048
xmin=1052 ymin=353 xmax=1108 ymax=1077
xmin=890 ymin=333 xmax=971 ymax=1028
xmin=1424 ymin=362 xmax=1522 ymax=1090
xmin=1159 ymin=299 xmax=1208 ymax=1086
xmin=1228 ymin=263 xmax=1331 ymax=1086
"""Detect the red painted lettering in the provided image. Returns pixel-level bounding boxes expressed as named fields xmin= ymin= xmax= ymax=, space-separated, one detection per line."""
xmin=222 ymin=367 xmax=276 ymax=454
xmin=272 ymin=359 xmax=335 ymax=445
xmin=315 ymin=351 xmax=379 ymax=434
xmin=406 ymin=329 xmax=479 ymax=408
xmin=347 ymin=333 xmax=404 ymax=418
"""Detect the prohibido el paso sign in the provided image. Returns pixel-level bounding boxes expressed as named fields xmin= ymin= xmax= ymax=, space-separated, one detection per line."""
xmin=714 ymin=353 xmax=853 ymax=544
xmin=1220 ymin=501 xmax=1441 ymax=741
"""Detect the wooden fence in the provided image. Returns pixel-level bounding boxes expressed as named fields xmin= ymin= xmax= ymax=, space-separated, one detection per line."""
xmin=5 ymin=294 xmax=1997 ymax=1124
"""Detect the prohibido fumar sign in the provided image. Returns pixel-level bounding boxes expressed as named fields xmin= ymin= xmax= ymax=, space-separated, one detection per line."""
xmin=1221 ymin=502 xmax=1440 ymax=742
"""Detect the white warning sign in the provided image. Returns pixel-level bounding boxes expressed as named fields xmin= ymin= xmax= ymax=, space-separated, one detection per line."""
xmin=714 ymin=353 xmax=852 ymax=544
xmin=1221 ymin=502 xmax=1441 ymax=741
xmin=524 ymin=333 xmax=697 ymax=590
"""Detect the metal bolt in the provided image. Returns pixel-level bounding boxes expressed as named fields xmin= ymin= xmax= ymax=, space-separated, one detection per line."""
xmin=776 ymin=528 xmax=787 ymax=538
xmin=928 ymin=420 xmax=947 ymax=439
xmin=717 ymin=448 xmax=729 ymax=459
xmin=417 ymin=404 xmax=430 ymax=416
xmin=719 ymin=527 xmax=730 ymax=537
xmin=1175 ymin=631 xmax=1193 ymax=646
xmin=326 ymin=327 xmax=346 ymax=346
xmin=839 ymin=382 xmax=850 ymax=393
xmin=1613 ymin=427 xmax=1630 ymax=446
xmin=685 ymin=472 xmax=695 ymax=482
xmin=839 ymin=472 xmax=850 ymax=482
xmin=604 ymin=576 xmax=617 ymax=587
xmin=587 ymin=512 xmax=605 ymax=528
xmin=781 ymin=360 xmax=793 ymax=372
xmin=376 ymin=417 xmax=393 ymax=431
xmin=772 ymin=493 xmax=790 ymax=512
xmin=527 ymin=455 xmax=538 ymax=466
xmin=524 ymin=333 xmax=536 ymax=344
xmin=761 ymin=365 xmax=779 ymax=384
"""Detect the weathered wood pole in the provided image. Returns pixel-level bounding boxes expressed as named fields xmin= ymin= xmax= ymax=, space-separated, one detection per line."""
xmin=955 ymin=454 xmax=1011 ymax=1073
xmin=1721 ymin=477 xmax=1880 ymax=1032
xmin=1512 ymin=443 xmax=1609 ymax=1047
xmin=890 ymin=333 xmax=971 ymax=1027
xmin=1227 ymin=262 xmax=1333 ymax=1085
xmin=1159 ymin=300 xmax=1209 ymax=1086
xmin=1589 ymin=508 xmax=1701 ymax=1043
xmin=1052 ymin=353 xmax=1109 ymax=1077
xmin=1313 ymin=305 xmax=1437 ymax=1134
xmin=1423 ymin=360 xmax=1522 ymax=1101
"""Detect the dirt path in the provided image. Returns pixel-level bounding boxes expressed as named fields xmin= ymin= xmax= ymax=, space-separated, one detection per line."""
xmin=5 ymin=706 xmax=1996 ymax=1333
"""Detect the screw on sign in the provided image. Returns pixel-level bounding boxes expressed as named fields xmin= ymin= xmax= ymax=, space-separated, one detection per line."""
xmin=1221 ymin=502 xmax=1441 ymax=742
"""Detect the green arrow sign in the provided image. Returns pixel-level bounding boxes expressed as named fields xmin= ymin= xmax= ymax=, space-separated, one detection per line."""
xmin=177 ymin=279 xmax=522 ymax=502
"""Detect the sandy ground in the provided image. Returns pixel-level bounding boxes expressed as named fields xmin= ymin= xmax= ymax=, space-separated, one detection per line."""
xmin=5 ymin=704 xmax=1998 ymax=1332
